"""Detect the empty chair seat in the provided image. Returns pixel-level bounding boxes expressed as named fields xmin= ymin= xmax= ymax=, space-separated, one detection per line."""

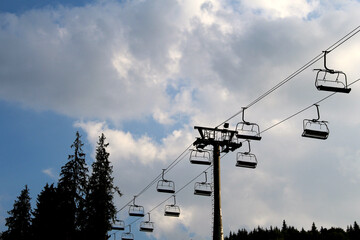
xmin=128 ymin=197 xmax=145 ymax=217
xmin=112 ymin=220 xmax=125 ymax=231
xmin=194 ymin=182 xmax=212 ymax=196
xmin=189 ymin=149 xmax=212 ymax=165
xmin=139 ymin=213 xmax=154 ymax=232
xmin=121 ymin=233 xmax=134 ymax=240
xmin=314 ymin=51 xmax=351 ymax=94
xmin=302 ymin=120 xmax=329 ymax=140
xmin=236 ymin=140 xmax=258 ymax=169
xmin=121 ymin=226 xmax=134 ymax=240
xmin=157 ymin=169 xmax=175 ymax=193
xmin=140 ymin=221 xmax=154 ymax=232
xmin=235 ymin=107 xmax=262 ymax=141
xmin=164 ymin=205 xmax=180 ymax=217
xmin=194 ymin=172 xmax=212 ymax=196
xmin=302 ymin=104 xmax=329 ymax=140
xmin=164 ymin=195 xmax=180 ymax=217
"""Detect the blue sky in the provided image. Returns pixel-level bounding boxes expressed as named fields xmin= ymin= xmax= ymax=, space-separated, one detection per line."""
xmin=0 ymin=0 xmax=96 ymax=13
xmin=0 ymin=101 xmax=80 ymax=227
xmin=0 ymin=0 xmax=92 ymax=232
xmin=1 ymin=0 xmax=360 ymax=240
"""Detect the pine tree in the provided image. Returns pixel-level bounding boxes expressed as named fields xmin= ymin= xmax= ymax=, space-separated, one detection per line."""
xmin=57 ymin=131 xmax=88 ymax=240
xmin=2 ymin=185 xmax=32 ymax=240
xmin=32 ymin=183 xmax=61 ymax=240
xmin=348 ymin=221 xmax=360 ymax=240
xmin=85 ymin=133 xmax=117 ymax=240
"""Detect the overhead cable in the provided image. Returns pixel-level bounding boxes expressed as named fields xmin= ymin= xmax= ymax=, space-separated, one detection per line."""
xmin=216 ymin=25 xmax=360 ymax=128
xmin=261 ymin=78 xmax=360 ymax=134
xmin=115 ymin=24 xmax=360 ymax=222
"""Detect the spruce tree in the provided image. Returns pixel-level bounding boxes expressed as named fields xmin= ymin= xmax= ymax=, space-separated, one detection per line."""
xmin=2 ymin=185 xmax=32 ymax=240
xmin=348 ymin=221 xmax=360 ymax=240
xmin=32 ymin=183 xmax=61 ymax=240
xmin=85 ymin=133 xmax=117 ymax=240
xmin=57 ymin=131 xmax=88 ymax=240
xmin=310 ymin=222 xmax=319 ymax=240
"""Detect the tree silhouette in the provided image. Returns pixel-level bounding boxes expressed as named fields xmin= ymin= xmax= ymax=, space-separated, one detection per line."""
xmin=57 ymin=131 xmax=88 ymax=240
xmin=347 ymin=221 xmax=360 ymax=240
xmin=84 ymin=133 xmax=117 ymax=240
xmin=224 ymin=220 xmax=360 ymax=240
xmin=310 ymin=222 xmax=319 ymax=240
xmin=31 ymin=183 xmax=61 ymax=240
xmin=2 ymin=185 xmax=32 ymax=240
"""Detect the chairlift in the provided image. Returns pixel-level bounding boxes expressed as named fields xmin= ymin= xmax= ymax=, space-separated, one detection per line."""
xmin=164 ymin=195 xmax=180 ymax=217
xmin=128 ymin=196 xmax=145 ymax=217
xmin=156 ymin=169 xmax=175 ymax=193
xmin=221 ymin=134 xmax=242 ymax=153
xmin=221 ymin=124 xmax=233 ymax=141
xmin=236 ymin=140 xmax=257 ymax=169
xmin=302 ymin=104 xmax=329 ymax=140
xmin=121 ymin=225 xmax=134 ymax=240
xmin=194 ymin=172 xmax=212 ymax=196
xmin=139 ymin=213 xmax=154 ymax=232
xmin=314 ymin=51 xmax=351 ymax=93
xmin=189 ymin=149 xmax=212 ymax=165
xmin=112 ymin=219 xmax=125 ymax=231
xmin=235 ymin=107 xmax=262 ymax=141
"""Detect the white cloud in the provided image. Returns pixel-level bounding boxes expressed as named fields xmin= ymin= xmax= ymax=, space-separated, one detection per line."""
xmin=241 ymin=0 xmax=319 ymax=19
xmin=42 ymin=168 xmax=57 ymax=179
xmin=1 ymin=0 xmax=360 ymax=239
xmin=74 ymin=121 xmax=194 ymax=165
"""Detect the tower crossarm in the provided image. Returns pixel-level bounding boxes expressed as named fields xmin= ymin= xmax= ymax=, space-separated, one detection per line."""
xmin=193 ymin=126 xmax=241 ymax=151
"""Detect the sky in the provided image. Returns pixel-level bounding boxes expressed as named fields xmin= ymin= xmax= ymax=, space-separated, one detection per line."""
xmin=1 ymin=0 xmax=360 ymax=239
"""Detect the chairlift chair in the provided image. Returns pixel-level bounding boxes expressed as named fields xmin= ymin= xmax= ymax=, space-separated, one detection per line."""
xmin=139 ymin=213 xmax=154 ymax=232
xmin=164 ymin=195 xmax=180 ymax=217
xmin=157 ymin=169 xmax=175 ymax=193
xmin=189 ymin=149 xmax=211 ymax=165
xmin=194 ymin=182 xmax=212 ymax=196
xmin=121 ymin=232 xmax=134 ymax=240
xmin=194 ymin=172 xmax=212 ymax=196
xmin=302 ymin=104 xmax=329 ymax=140
xmin=121 ymin=226 xmax=134 ymax=240
xmin=156 ymin=169 xmax=175 ymax=193
xmin=236 ymin=107 xmax=262 ymax=141
xmin=236 ymin=140 xmax=258 ymax=169
xmin=128 ymin=197 xmax=145 ymax=217
xmin=112 ymin=219 xmax=125 ymax=231
xmin=314 ymin=51 xmax=351 ymax=93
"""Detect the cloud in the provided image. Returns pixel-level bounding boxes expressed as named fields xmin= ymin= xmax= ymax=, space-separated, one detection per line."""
xmin=1 ymin=0 xmax=360 ymax=239
xmin=240 ymin=0 xmax=319 ymax=19
xmin=0 ymin=0 xmax=359 ymax=126
xmin=74 ymin=121 xmax=194 ymax=165
xmin=42 ymin=168 xmax=56 ymax=179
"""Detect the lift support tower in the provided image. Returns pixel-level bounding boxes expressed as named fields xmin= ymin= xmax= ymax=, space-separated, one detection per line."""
xmin=193 ymin=125 xmax=242 ymax=240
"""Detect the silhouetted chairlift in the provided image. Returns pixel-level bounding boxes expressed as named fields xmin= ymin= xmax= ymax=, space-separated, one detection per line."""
xmin=221 ymin=129 xmax=243 ymax=153
xmin=112 ymin=219 xmax=125 ymax=231
xmin=194 ymin=171 xmax=212 ymax=196
xmin=139 ymin=213 xmax=154 ymax=232
xmin=128 ymin=196 xmax=145 ymax=217
xmin=121 ymin=225 xmax=134 ymax=240
xmin=302 ymin=104 xmax=329 ymax=140
xmin=314 ymin=51 xmax=351 ymax=93
xmin=156 ymin=169 xmax=175 ymax=193
xmin=189 ymin=149 xmax=212 ymax=165
xmin=236 ymin=140 xmax=258 ymax=169
xmin=164 ymin=195 xmax=180 ymax=217
xmin=236 ymin=107 xmax=262 ymax=141
xmin=221 ymin=124 xmax=233 ymax=141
